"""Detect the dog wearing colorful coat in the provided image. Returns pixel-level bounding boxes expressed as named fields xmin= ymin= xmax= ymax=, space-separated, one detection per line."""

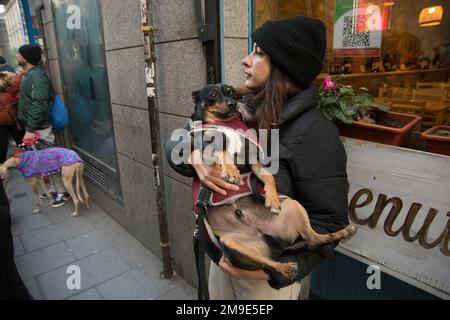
xmin=0 ymin=147 xmax=89 ymax=217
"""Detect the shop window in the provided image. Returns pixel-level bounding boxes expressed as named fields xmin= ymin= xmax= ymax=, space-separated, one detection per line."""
xmin=251 ymin=1 xmax=449 ymax=299
xmin=52 ymin=0 xmax=117 ymax=171
xmin=252 ymin=0 xmax=450 ymax=132
xmin=252 ymin=0 xmax=450 ymax=76
xmin=52 ymin=0 xmax=121 ymax=200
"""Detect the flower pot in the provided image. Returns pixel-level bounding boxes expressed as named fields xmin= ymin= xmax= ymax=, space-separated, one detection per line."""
xmin=421 ymin=125 xmax=450 ymax=156
xmin=336 ymin=111 xmax=421 ymax=147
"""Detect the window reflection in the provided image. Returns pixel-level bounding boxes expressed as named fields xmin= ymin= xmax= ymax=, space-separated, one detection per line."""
xmin=52 ymin=0 xmax=117 ymax=170
xmin=253 ymin=0 xmax=450 ymax=75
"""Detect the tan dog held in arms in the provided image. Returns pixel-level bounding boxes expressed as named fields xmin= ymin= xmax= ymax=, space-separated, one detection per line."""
xmin=0 ymin=150 xmax=89 ymax=217
xmin=190 ymin=84 xmax=357 ymax=282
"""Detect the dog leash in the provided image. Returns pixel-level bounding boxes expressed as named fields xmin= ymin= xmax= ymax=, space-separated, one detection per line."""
xmin=194 ymin=186 xmax=212 ymax=300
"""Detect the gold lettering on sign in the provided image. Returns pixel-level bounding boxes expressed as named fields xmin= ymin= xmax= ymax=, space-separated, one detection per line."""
xmin=349 ymin=188 xmax=450 ymax=256
xmin=440 ymin=216 xmax=450 ymax=256
xmin=349 ymin=188 xmax=373 ymax=225
xmin=402 ymin=203 xmax=427 ymax=242
xmin=378 ymin=194 xmax=403 ymax=236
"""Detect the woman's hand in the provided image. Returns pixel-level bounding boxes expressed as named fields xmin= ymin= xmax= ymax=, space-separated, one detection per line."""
xmin=219 ymin=256 xmax=269 ymax=280
xmin=188 ymin=149 xmax=242 ymax=196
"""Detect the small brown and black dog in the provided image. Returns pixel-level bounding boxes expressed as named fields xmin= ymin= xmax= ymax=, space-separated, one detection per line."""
xmin=191 ymin=84 xmax=356 ymax=282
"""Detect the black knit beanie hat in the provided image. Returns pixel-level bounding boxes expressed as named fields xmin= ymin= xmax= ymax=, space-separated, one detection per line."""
xmin=19 ymin=45 xmax=42 ymax=66
xmin=251 ymin=16 xmax=327 ymax=89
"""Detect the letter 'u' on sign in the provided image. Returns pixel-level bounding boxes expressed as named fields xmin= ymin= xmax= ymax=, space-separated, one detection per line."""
xmin=66 ymin=265 xmax=81 ymax=290
xmin=66 ymin=5 xmax=81 ymax=30
xmin=366 ymin=265 xmax=381 ymax=290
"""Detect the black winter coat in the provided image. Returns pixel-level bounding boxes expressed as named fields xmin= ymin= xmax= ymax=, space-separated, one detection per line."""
xmin=165 ymin=85 xmax=349 ymax=289
xmin=0 ymin=181 xmax=31 ymax=299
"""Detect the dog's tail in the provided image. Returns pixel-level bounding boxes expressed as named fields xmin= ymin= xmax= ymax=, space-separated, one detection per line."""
xmin=75 ymin=163 xmax=90 ymax=208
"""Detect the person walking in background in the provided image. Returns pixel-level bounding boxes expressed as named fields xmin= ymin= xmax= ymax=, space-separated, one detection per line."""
xmin=0 ymin=61 xmax=27 ymax=163
xmin=0 ymin=70 xmax=25 ymax=163
xmin=16 ymin=45 xmax=68 ymax=207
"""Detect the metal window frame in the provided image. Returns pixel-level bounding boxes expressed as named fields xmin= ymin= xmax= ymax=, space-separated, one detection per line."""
xmin=197 ymin=0 xmax=223 ymax=84
xmin=49 ymin=0 xmax=123 ymax=203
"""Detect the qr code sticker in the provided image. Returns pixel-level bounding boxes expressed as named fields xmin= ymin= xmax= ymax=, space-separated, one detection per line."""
xmin=342 ymin=15 xmax=370 ymax=48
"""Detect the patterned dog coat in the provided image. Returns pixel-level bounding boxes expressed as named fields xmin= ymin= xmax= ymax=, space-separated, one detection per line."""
xmin=16 ymin=147 xmax=83 ymax=178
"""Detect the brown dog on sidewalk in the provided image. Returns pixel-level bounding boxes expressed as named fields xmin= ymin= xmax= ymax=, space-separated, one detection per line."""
xmin=190 ymin=84 xmax=356 ymax=282
xmin=0 ymin=147 xmax=89 ymax=217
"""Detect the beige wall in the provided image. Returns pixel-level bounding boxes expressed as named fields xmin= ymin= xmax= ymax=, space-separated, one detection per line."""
xmin=223 ymin=0 xmax=249 ymax=88
xmin=98 ymin=0 xmax=251 ymax=287
xmin=100 ymin=0 xmax=211 ymax=286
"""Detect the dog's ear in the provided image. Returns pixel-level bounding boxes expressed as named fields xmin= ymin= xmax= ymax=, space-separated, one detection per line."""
xmin=192 ymin=90 xmax=201 ymax=104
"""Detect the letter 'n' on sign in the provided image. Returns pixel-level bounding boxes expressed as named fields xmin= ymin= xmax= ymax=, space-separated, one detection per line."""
xmin=66 ymin=5 xmax=81 ymax=30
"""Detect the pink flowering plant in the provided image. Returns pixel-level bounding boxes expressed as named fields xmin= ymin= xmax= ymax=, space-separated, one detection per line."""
xmin=319 ymin=75 xmax=389 ymax=124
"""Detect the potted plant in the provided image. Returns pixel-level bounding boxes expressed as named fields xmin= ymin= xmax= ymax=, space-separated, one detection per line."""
xmin=319 ymin=75 xmax=421 ymax=147
xmin=421 ymin=125 xmax=450 ymax=156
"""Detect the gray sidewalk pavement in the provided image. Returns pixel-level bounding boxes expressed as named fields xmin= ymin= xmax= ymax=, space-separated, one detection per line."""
xmin=6 ymin=167 xmax=196 ymax=300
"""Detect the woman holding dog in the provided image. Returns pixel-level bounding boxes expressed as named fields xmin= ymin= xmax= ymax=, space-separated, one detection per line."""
xmin=166 ymin=16 xmax=349 ymax=300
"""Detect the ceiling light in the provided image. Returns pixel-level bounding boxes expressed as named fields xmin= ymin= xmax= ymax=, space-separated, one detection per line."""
xmin=419 ymin=6 xmax=443 ymax=27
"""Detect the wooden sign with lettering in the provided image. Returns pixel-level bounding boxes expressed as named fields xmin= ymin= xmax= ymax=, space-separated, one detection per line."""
xmin=338 ymin=138 xmax=450 ymax=299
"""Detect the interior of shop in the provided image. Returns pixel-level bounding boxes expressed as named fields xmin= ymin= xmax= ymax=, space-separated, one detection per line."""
xmin=254 ymin=0 xmax=450 ymax=137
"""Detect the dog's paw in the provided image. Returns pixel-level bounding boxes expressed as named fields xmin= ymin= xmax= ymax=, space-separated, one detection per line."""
xmin=70 ymin=212 xmax=79 ymax=217
xmin=279 ymin=261 xmax=298 ymax=280
xmin=221 ymin=164 xmax=242 ymax=185
xmin=266 ymin=261 xmax=299 ymax=289
xmin=264 ymin=193 xmax=281 ymax=215
xmin=340 ymin=225 xmax=357 ymax=243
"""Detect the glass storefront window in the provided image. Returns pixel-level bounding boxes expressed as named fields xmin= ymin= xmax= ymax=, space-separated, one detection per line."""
xmin=251 ymin=1 xmax=450 ymax=299
xmin=253 ymin=0 xmax=450 ymax=76
xmin=52 ymin=0 xmax=117 ymax=171
xmin=254 ymin=0 xmax=325 ymax=28
xmin=252 ymin=0 xmax=450 ymax=130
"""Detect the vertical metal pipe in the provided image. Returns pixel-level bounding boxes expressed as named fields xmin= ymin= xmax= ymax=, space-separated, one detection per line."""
xmin=203 ymin=0 xmax=222 ymax=84
xmin=140 ymin=0 xmax=173 ymax=279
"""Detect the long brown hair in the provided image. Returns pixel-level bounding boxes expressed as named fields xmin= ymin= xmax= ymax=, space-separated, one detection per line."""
xmin=248 ymin=64 xmax=301 ymax=130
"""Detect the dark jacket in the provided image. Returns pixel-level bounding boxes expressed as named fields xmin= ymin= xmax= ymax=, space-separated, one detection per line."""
xmin=18 ymin=66 xmax=54 ymax=132
xmin=0 ymin=180 xmax=31 ymax=299
xmin=165 ymin=85 xmax=349 ymax=289
xmin=0 ymin=63 xmax=16 ymax=73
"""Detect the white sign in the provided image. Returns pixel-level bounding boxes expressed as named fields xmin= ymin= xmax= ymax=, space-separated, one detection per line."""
xmin=339 ymin=138 xmax=450 ymax=299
